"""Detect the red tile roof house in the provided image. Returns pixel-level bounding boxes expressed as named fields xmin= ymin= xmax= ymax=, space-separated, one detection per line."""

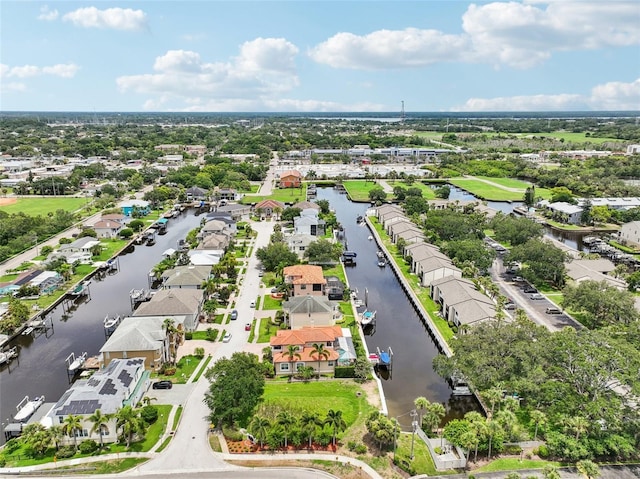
xmin=279 ymin=169 xmax=303 ymax=188
xmin=270 ymin=326 xmax=342 ymax=376
xmin=283 ymin=264 xmax=327 ymax=297
xmin=254 ymin=199 xmax=285 ymax=219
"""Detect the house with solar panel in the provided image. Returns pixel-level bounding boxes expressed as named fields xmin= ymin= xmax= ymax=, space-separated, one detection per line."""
xmin=41 ymin=357 xmax=149 ymax=445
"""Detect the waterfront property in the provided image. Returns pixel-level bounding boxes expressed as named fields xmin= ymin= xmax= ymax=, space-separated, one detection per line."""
xmin=270 ymin=325 xmax=343 ymax=376
xmin=42 ymin=357 xmax=148 ymax=445
xmin=278 ymin=169 xmax=303 ymax=188
xmin=283 ymin=264 xmax=327 ymax=297
xmin=286 ymin=233 xmax=316 ymax=259
xmin=118 ymin=199 xmax=150 ymax=217
xmin=58 ymin=237 xmax=101 ymax=263
xmin=254 ymin=199 xmax=285 ymax=218
xmin=282 ymin=295 xmax=339 ymax=329
xmin=92 ymin=217 xmax=125 ymax=239
xmin=430 ymin=276 xmax=496 ymax=328
xmin=162 ymin=265 xmax=212 ymax=290
xmin=293 ymin=210 xmax=326 ymax=236
xmin=619 ymin=221 xmax=640 ymax=248
xmin=133 ymin=289 xmax=204 ymax=332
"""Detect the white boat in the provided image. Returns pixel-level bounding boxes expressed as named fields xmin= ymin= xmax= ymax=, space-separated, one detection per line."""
xmin=361 ymin=310 xmax=376 ymax=326
xmin=377 ymin=260 xmax=386 ymax=267
xmin=104 ymin=315 xmax=120 ymax=329
xmin=368 ymin=236 xmax=373 ymax=241
xmin=14 ymin=395 xmax=45 ymax=422
xmin=0 ymin=346 xmax=18 ymax=365
xmin=376 ymin=250 xmax=385 ymax=259
xmin=67 ymin=352 xmax=88 ymax=372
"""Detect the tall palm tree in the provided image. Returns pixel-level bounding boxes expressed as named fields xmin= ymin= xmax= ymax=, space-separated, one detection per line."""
xmin=324 ymin=409 xmax=346 ymax=446
xmin=276 ymin=411 xmax=296 ymax=449
xmin=49 ymin=425 xmax=65 ymax=451
xmin=62 ymin=414 xmax=83 ymax=450
xmin=163 ymin=318 xmax=177 ymax=364
xmin=423 ymin=402 xmax=446 ymax=434
xmin=249 ymin=416 xmax=271 ymax=449
xmin=299 ymin=412 xmax=322 ymax=448
xmin=88 ymin=409 xmax=112 ymax=449
xmin=284 ymin=345 xmax=301 ymax=378
xmin=530 ymin=409 xmax=547 ymax=441
xmin=495 ymin=409 xmax=517 ymax=441
xmin=565 ymin=415 xmax=589 ymax=440
xmin=414 ymin=396 xmax=430 ymax=429
xmin=116 ymin=405 xmax=145 ymax=448
xmin=310 ymin=343 xmax=330 ymax=380
xmin=202 ymin=278 xmax=217 ymax=300
xmin=465 ymin=411 xmax=488 ymax=463
xmin=486 ymin=419 xmax=503 ymax=460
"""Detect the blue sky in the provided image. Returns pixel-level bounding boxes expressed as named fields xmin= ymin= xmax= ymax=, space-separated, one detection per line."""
xmin=1 ymin=1 xmax=639 ymax=112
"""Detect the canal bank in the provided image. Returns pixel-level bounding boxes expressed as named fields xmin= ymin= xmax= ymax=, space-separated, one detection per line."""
xmin=317 ymin=187 xmax=480 ymax=424
xmin=0 ymin=211 xmax=202 ymax=441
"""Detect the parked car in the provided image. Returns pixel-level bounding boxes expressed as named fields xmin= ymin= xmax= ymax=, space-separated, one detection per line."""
xmin=249 ymin=300 xmax=256 ymax=308
xmin=530 ymin=293 xmax=544 ymax=300
xmin=271 ymin=287 xmax=279 ymax=293
xmin=523 ymin=286 xmax=537 ymax=293
xmin=230 ymin=310 xmax=238 ymax=320
xmin=504 ymin=303 xmax=517 ymax=310
xmin=513 ymin=276 xmax=525 ymax=282
xmin=245 ymin=323 xmax=252 ymax=331
xmin=546 ymin=307 xmax=562 ymax=314
xmin=152 ymin=380 xmax=173 ymax=390
xmin=223 ymin=332 xmax=232 ymax=342
xmin=258 ymin=271 xmax=264 ymax=277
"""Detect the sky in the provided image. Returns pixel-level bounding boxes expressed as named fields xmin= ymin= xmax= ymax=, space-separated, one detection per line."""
xmin=1 ymin=1 xmax=639 ymax=113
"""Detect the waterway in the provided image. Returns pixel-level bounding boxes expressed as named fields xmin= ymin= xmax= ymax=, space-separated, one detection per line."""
xmin=0 ymin=211 xmax=202 ymax=440
xmin=318 ymin=187 xmax=479 ymax=425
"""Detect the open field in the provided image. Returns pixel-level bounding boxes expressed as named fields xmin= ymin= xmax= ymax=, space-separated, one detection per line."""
xmin=520 ymin=131 xmax=621 ymax=144
xmin=241 ymin=185 xmax=307 ymax=204
xmin=0 ymin=197 xmax=87 ymax=215
xmin=449 ymin=178 xmax=552 ymax=201
xmin=342 ymin=180 xmax=383 ymax=202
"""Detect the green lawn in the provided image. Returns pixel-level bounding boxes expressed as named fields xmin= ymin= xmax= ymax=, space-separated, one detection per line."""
xmin=0 ymin=197 xmax=88 ymax=215
xmin=472 ymin=457 xmax=561 ymax=473
xmin=342 ymin=180 xmax=381 ymax=202
xmin=412 ymin=131 xmax=444 ymax=140
xmin=524 ymin=131 xmax=620 ymax=145
xmin=95 ymin=239 xmax=130 ymax=261
xmin=262 ymin=294 xmax=283 ymax=310
xmin=192 ymin=357 xmax=212 ymax=382
xmin=52 ymin=458 xmax=148 ymax=474
xmin=257 ymin=317 xmax=279 ymax=343
xmin=395 ymin=432 xmax=444 ymax=476
xmin=261 ymin=380 xmax=370 ymax=427
xmin=240 ymin=185 xmax=308 ymax=204
xmin=247 ymin=318 xmax=257 ymax=342
xmin=449 ymin=178 xmax=552 ymax=201
xmin=476 ymin=176 xmax=534 ymax=189
xmin=152 ymin=356 xmax=202 ymax=384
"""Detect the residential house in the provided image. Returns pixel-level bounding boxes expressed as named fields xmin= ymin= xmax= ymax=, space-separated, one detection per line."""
xmin=539 ymin=200 xmax=583 ymax=225
xmin=619 ymin=221 xmax=640 ymax=247
xmin=270 ymin=326 xmax=342 ymax=376
xmin=255 ymin=199 xmax=285 ymax=218
xmin=430 ymin=276 xmax=495 ymax=328
xmin=92 ymin=219 xmax=123 ymax=239
xmin=200 ymin=220 xmax=233 ymax=238
xmin=282 ymin=295 xmax=339 ymax=329
xmin=133 ymin=289 xmax=204 ymax=332
xmin=293 ymin=201 xmax=321 ymax=212
xmin=101 ymin=213 xmax=129 ymax=224
xmin=58 ymin=237 xmax=101 ymax=263
xmin=395 ymin=228 xmax=426 ymax=245
xmin=293 ymin=214 xmax=325 ymax=236
xmin=185 ymin=186 xmax=208 ymax=201
xmin=404 ymin=243 xmax=449 ymax=269
xmin=286 ymin=233 xmax=316 ymax=259
xmin=29 ymin=271 xmax=62 ymax=294
xmin=415 ymin=257 xmax=462 ymax=287
xmin=118 ymin=199 xmax=150 ymax=217
xmin=380 ymin=211 xmax=408 ymax=229
xmin=99 ymin=316 xmax=187 ymax=370
xmin=565 ymin=259 xmax=625 ymax=290
xmin=0 ymin=269 xmax=42 ymax=295
xmin=42 ymin=357 xmax=148 ymax=445
xmin=187 ymin=250 xmax=224 ymax=266
xmin=205 ymin=212 xmax=238 ymax=232
xmin=283 ymin=264 xmax=326 ymax=297
xmin=375 ymin=204 xmax=403 ymax=221
xmin=162 ymin=265 xmax=212 ymax=290
xmin=216 ymin=203 xmax=252 ymax=219
xmin=325 ymin=276 xmax=345 ymax=300
xmin=197 ymin=234 xmax=230 ymax=251
xmin=279 ymin=170 xmax=303 ymax=188
xmin=388 ymin=220 xmax=424 ymax=244
xmin=214 ymin=187 xmax=239 ymax=201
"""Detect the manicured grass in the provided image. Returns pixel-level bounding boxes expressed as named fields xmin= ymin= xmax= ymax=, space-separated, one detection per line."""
xmin=95 ymin=239 xmax=130 ymax=261
xmin=472 ymin=457 xmax=561 ymax=473
xmin=192 ymin=356 xmax=212 ymax=382
xmin=322 ymin=264 xmax=347 ymax=283
xmin=189 ymin=329 xmax=219 ymax=341
xmin=0 ymin=273 xmax=19 ymax=282
xmin=240 ymin=185 xmax=308 ymax=204
xmin=405 ymin=181 xmax=436 ymax=199
xmin=257 ymin=317 xmax=279 ymax=343
xmin=412 ymin=131 xmax=444 ymax=140
xmin=247 ymin=318 xmax=257 ymax=342
xmin=209 ymin=434 xmax=222 ymax=452
xmin=261 ymin=294 xmax=283 ymax=310
xmin=526 ymin=131 xmax=620 ymax=145
xmin=610 ymin=240 xmax=640 ymax=254
xmin=543 ymin=218 xmax=591 ymax=231
xmin=154 ymin=355 xmax=202 ymax=384
xmin=172 ymin=405 xmax=184 ymax=430
xmin=476 ymin=176 xmax=534 ymax=189
xmin=449 ymin=178 xmax=552 ymax=201
xmin=395 ymin=432 xmax=442 ymax=476
xmin=342 ymin=180 xmax=382 ymax=202
xmin=261 ymin=380 xmax=370 ymax=427
xmin=54 ymin=458 xmax=148 ymax=474
xmin=132 ymin=404 xmax=172 ymax=451
xmin=155 ymin=436 xmax=172 ymax=453
xmin=0 ymin=197 xmax=87 ymax=215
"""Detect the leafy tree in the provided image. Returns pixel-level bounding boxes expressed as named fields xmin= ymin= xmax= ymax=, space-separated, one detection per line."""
xmin=21 ymin=423 xmax=51 ymax=457
xmin=129 ymin=219 xmax=144 ymax=232
xmin=403 ymin=195 xmax=429 ymax=216
xmin=366 ymin=411 xmax=399 ymax=451
xmin=424 ymin=402 xmax=446 ymax=434
xmin=442 ymin=239 xmax=495 ymax=272
xmin=530 ymin=409 xmax=547 ymax=441
xmin=256 ymin=242 xmax=298 ymax=272
xmin=116 ymin=406 xmax=146 ymax=448
xmin=119 ymin=227 xmax=134 ymax=238
xmin=434 ymin=185 xmax=451 ymax=199
xmin=204 ymin=352 xmax=265 ymax=427
xmin=626 ymin=270 xmax=640 ymax=292
xmin=562 ymin=280 xmax=639 ymax=328
xmin=414 ymin=397 xmax=429 ymax=429
xmin=368 ymin=186 xmax=387 ymax=203
xmin=315 ymin=199 xmax=330 ymax=215
xmin=490 ymin=213 xmax=543 ymax=246
xmin=508 ymin=239 xmax=567 ymax=287
xmin=281 ymin=207 xmax=302 ymax=223
xmin=523 ymin=186 xmax=536 ymax=207
xmin=550 ymin=186 xmax=575 ymax=203
xmin=304 ymin=238 xmax=343 ymax=263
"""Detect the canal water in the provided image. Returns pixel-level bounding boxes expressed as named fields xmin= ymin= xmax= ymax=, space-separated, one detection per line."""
xmin=0 ymin=211 xmax=202 ymax=439
xmin=318 ymin=188 xmax=479 ymax=425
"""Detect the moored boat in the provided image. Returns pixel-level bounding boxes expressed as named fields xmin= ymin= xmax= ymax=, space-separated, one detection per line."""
xmin=0 ymin=346 xmax=18 ymax=365
xmin=361 ymin=310 xmax=376 ymax=326
xmin=14 ymin=395 xmax=45 ymax=422
xmin=67 ymin=352 xmax=88 ymax=372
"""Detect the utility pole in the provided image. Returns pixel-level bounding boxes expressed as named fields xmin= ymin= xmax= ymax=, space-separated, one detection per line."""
xmin=410 ymin=409 xmax=418 ymax=460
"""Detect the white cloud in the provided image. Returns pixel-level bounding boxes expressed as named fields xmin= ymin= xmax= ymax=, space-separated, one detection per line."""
xmin=37 ymin=5 xmax=59 ymax=21
xmin=0 ymin=63 xmax=79 ymax=79
xmin=310 ymin=1 xmax=640 ymax=70
xmin=1 ymin=82 xmax=27 ymax=93
xmin=309 ymin=28 xmax=468 ymax=69
xmin=454 ymin=77 xmax=640 ymax=111
xmin=117 ymin=39 xmax=301 ymax=109
xmin=62 ymin=7 xmax=147 ymax=31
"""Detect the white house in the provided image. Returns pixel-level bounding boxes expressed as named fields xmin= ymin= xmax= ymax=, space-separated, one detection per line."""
xmin=618 ymin=221 xmax=640 ymax=247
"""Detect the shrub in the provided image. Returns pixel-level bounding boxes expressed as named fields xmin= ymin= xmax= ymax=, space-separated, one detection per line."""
xmin=393 ymin=457 xmax=416 ymax=476
xmin=355 ymin=444 xmax=367 ymax=454
xmin=184 ymin=332 xmax=193 ymax=340
xmin=4 ymin=438 xmax=20 ymax=454
xmin=535 ymin=444 xmax=549 ymax=458
xmin=40 ymin=245 xmax=53 ymax=256
xmin=434 ymin=446 xmax=443 ymax=454
xmin=56 ymin=446 xmax=76 ymax=458
xmin=79 ymin=439 xmax=99 ymax=454
xmin=0 ymin=457 xmax=6 ymax=467
xmin=504 ymin=445 xmax=522 ymax=455
xmin=59 ymin=237 xmax=72 ymax=245
xmin=141 ymin=405 xmax=159 ymax=424
xmin=119 ymin=228 xmax=134 ymax=238
xmin=347 ymin=440 xmax=357 ymax=451
xmin=163 ymin=367 xmax=177 ymax=376
xmin=222 ymin=425 xmax=244 ymax=442
xmin=194 ymin=347 xmax=205 ymax=358
xmin=334 ymin=366 xmax=355 ymax=378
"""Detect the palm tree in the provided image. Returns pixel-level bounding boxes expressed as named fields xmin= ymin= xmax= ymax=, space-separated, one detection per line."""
xmin=414 ymin=396 xmax=429 ymax=429
xmin=482 ymin=387 xmax=504 ymax=416
xmin=49 ymin=425 xmax=65 ymax=450
xmin=249 ymin=416 xmax=271 ymax=449
xmin=276 ymin=411 xmax=296 ymax=449
xmin=459 ymin=429 xmax=478 ymax=464
xmin=202 ymin=278 xmax=217 ymax=300
xmin=530 ymin=409 xmax=547 ymax=441
xmin=88 ymin=409 xmax=112 ymax=449
xmin=542 ymin=465 xmax=562 ymax=479
xmin=284 ymin=345 xmax=301 ymax=378
xmin=576 ymin=459 xmax=600 ymax=479
xmin=565 ymin=415 xmax=589 ymax=440
xmin=62 ymin=414 xmax=83 ymax=450
xmin=495 ymin=409 xmax=517 ymax=441
xmin=299 ymin=412 xmax=322 ymax=448
xmin=486 ymin=418 xmax=503 ymax=460
xmin=324 ymin=409 xmax=346 ymax=446
xmin=423 ymin=402 xmax=446 ymax=434
xmin=310 ymin=342 xmax=330 ymax=380
xmin=116 ymin=405 xmax=145 ymax=448
xmin=465 ymin=411 xmax=488 ymax=462
xmin=163 ymin=318 xmax=177 ymax=364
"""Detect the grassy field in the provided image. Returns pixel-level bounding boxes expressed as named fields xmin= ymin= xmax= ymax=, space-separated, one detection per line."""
xmin=342 ymin=180 xmax=381 ymax=202
xmin=0 ymin=197 xmax=87 ymax=215
xmin=411 ymin=131 xmax=444 ymax=140
xmin=240 ymin=185 xmax=307 ymax=204
xmin=262 ymin=294 xmax=283 ymax=310
xmin=472 ymin=457 xmax=561 ymax=473
xmin=261 ymin=380 xmax=370 ymax=427
xmin=152 ymin=355 xmax=202 ymax=384
xmin=523 ymin=131 xmax=620 ymax=145
xmin=257 ymin=316 xmax=279 ymax=343
xmin=448 ymin=178 xmax=552 ymax=201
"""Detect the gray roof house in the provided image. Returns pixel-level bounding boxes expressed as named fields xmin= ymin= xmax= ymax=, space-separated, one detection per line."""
xmin=282 ymin=295 xmax=338 ymax=330
xmin=388 ymin=221 xmax=424 ymax=243
xmin=133 ymin=289 xmax=204 ymax=331
xmin=42 ymin=357 xmax=148 ymax=445
xmin=415 ymin=256 xmax=462 ymax=286
xmin=286 ymin=233 xmax=316 ymax=259
xmin=375 ymin=204 xmax=403 ymax=221
xmin=294 ymin=214 xmax=326 ymax=236
xmin=405 ymin=242 xmax=449 ymax=272
xmin=395 ymin=228 xmax=426 ymax=245
xmin=197 ymin=233 xmax=230 ymax=251
xmin=186 ymin=187 xmax=208 ymax=201
xmin=162 ymin=265 xmax=212 ymax=289
xmin=200 ymin=220 xmax=231 ymax=237
xmin=379 ymin=210 xmax=407 ymax=227
xmin=430 ymin=276 xmax=495 ymax=328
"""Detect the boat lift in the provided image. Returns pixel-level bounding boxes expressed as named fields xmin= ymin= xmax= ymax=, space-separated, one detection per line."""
xmin=65 ymin=351 xmax=88 ymax=382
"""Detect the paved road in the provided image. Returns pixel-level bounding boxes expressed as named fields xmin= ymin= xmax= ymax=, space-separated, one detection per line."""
xmin=8 ymin=469 xmax=339 ymax=479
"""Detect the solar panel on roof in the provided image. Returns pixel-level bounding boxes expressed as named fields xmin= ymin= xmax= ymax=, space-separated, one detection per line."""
xmin=99 ymin=379 xmax=118 ymax=395
xmin=118 ymin=370 xmax=133 ymax=387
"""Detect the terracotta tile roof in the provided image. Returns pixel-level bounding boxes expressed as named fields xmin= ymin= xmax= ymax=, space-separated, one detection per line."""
xmin=270 ymin=325 xmax=343 ymax=346
xmin=283 ymin=265 xmax=326 ymax=285
xmin=279 ymin=169 xmax=302 ymax=179
xmin=255 ymin=199 xmax=285 ymax=210
xmin=273 ymin=347 xmax=339 ymax=363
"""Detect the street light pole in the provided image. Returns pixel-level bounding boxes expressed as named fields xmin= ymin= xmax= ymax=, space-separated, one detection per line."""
xmin=410 ymin=409 xmax=418 ymax=460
